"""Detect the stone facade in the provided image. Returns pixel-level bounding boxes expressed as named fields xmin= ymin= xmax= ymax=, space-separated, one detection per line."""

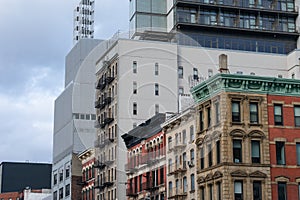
xmin=162 ymin=108 xmax=198 ymax=200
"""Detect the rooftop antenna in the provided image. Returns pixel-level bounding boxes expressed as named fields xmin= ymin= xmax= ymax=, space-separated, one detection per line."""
xmin=73 ymin=0 xmax=95 ymax=44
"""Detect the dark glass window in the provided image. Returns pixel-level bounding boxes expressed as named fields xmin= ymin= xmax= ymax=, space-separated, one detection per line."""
xmin=133 ymin=61 xmax=137 ymax=73
xmin=208 ymin=144 xmax=212 ymax=167
xmin=278 ymin=182 xmax=287 ymax=200
xmin=233 ymin=140 xmax=242 ymax=163
xmin=155 ymin=83 xmax=159 ymax=96
xmin=209 ymin=184 xmax=213 ymax=200
xmin=250 ymin=102 xmax=259 ymax=123
xmin=253 ymin=181 xmax=262 ymax=200
xmin=65 ymin=184 xmax=70 ymax=197
xmin=251 ymin=140 xmax=261 ymax=163
xmin=294 ymin=106 xmax=300 ymax=127
xmin=133 ymin=102 xmax=137 ymax=115
xmin=207 ymin=107 xmax=211 ymax=127
xmin=274 ymin=104 xmax=283 ymax=125
xmin=232 ymin=101 xmax=241 ymax=122
xmin=216 ymin=140 xmax=221 ymax=164
xmin=200 ymin=110 xmax=204 ymax=131
xmin=215 ymin=102 xmax=220 ymax=124
xmin=200 ymin=186 xmax=205 ymax=200
xmin=234 ymin=181 xmax=243 ymax=200
xmin=178 ymin=66 xmax=183 ymax=78
xmin=276 ymin=141 xmax=285 ymax=165
xmin=217 ymin=182 xmax=222 ymax=200
xmin=53 ymin=174 xmax=57 ymax=185
xmin=191 ymin=174 xmax=195 ymax=191
xmin=297 ymin=143 xmax=300 ymax=165
xmin=200 ymin=148 xmax=204 ymax=169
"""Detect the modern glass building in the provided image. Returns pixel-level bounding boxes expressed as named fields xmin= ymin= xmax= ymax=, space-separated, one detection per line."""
xmin=130 ymin=0 xmax=299 ymax=54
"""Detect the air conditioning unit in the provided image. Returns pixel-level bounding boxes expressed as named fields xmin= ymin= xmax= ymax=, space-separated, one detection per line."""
xmin=187 ymin=161 xmax=194 ymax=168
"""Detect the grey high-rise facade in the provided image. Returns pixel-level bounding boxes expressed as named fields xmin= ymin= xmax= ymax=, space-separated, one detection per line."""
xmin=130 ymin=0 xmax=300 ymax=54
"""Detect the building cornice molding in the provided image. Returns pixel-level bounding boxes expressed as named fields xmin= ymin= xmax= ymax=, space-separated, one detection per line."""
xmin=191 ymin=73 xmax=300 ymax=103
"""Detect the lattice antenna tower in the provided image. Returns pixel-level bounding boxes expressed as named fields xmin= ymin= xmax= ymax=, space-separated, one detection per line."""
xmin=73 ymin=0 xmax=95 ymax=44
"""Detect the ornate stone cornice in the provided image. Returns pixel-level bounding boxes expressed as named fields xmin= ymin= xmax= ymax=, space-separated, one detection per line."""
xmin=191 ymin=73 xmax=300 ymax=103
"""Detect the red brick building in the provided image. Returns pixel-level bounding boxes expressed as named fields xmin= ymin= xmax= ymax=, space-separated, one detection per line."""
xmin=78 ymin=148 xmax=95 ymax=200
xmin=268 ymin=95 xmax=300 ymax=200
xmin=122 ymin=113 xmax=167 ymax=200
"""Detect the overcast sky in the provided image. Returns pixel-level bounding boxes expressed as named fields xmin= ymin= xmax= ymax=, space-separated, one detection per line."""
xmin=0 ymin=0 xmax=128 ymax=163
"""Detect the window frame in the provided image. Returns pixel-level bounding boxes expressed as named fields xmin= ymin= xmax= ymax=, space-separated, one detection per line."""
xmin=250 ymin=102 xmax=259 ymax=124
xmin=233 ymin=139 xmax=242 ymax=163
xmin=232 ymin=101 xmax=241 ymax=123
xmin=251 ymin=140 xmax=261 ymax=164
xmin=234 ymin=180 xmax=243 ymax=200
xmin=276 ymin=141 xmax=286 ymax=165
xmin=294 ymin=105 xmax=300 ymax=127
xmin=178 ymin=66 xmax=183 ymax=78
xmin=133 ymin=61 xmax=137 ymax=73
xmin=274 ymin=104 xmax=283 ymax=126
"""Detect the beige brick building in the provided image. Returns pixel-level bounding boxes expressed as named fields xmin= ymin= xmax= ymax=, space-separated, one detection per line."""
xmin=162 ymin=107 xmax=198 ymax=200
xmin=191 ymin=65 xmax=272 ymax=200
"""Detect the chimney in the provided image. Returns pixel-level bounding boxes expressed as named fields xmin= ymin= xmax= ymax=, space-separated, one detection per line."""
xmin=219 ymin=54 xmax=229 ymax=73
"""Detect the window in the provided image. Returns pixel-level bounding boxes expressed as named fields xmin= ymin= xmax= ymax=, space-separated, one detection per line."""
xmin=200 ymin=110 xmax=204 ymax=131
xmin=178 ymin=66 xmax=183 ymax=78
xmin=133 ymin=102 xmax=137 ymax=115
xmin=251 ymin=140 xmax=260 ymax=163
xmin=276 ymin=141 xmax=285 ymax=165
xmin=209 ymin=184 xmax=213 ymax=200
xmin=65 ymin=166 xmax=70 ymax=178
xmin=217 ymin=182 xmax=222 ymax=200
xmin=215 ymin=102 xmax=220 ymax=124
xmin=139 ymin=175 xmax=142 ymax=192
xmin=250 ymin=102 xmax=259 ymax=123
xmin=155 ymin=83 xmax=159 ymax=96
xmin=59 ymin=170 xmax=63 ymax=182
xmin=183 ymin=130 xmax=187 ymax=144
xmin=91 ymin=114 xmax=96 ymax=120
xmin=155 ymin=63 xmax=159 ymax=75
xmin=191 ymin=174 xmax=195 ymax=191
xmin=53 ymin=191 xmax=57 ymax=200
xmin=65 ymin=184 xmax=70 ymax=197
xmin=200 ymin=186 xmax=205 ymax=200
xmin=216 ymin=140 xmax=221 ymax=164
xmin=207 ymin=106 xmax=211 ymax=127
xmin=133 ymin=61 xmax=137 ymax=73
xmin=183 ymin=176 xmax=187 ymax=193
xmin=200 ymin=148 xmax=204 ymax=169
xmin=294 ymin=106 xmax=300 ymax=127
xmin=190 ymin=126 xmax=194 ymax=142
xmin=208 ymin=144 xmax=212 ymax=167
xmin=253 ymin=181 xmax=262 ymax=200
xmin=193 ymin=68 xmax=199 ymax=80
xmin=297 ymin=143 xmax=300 ymax=165
xmin=168 ymin=181 xmax=173 ymax=196
xmin=190 ymin=149 xmax=195 ymax=162
xmin=53 ymin=174 xmax=57 ymax=185
xmin=274 ymin=104 xmax=283 ymax=125
xmin=234 ymin=181 xmax=243 ymax=200
xmin=168 ymin=137 xmax=172 ymax=151
xmin=233 ymin=140 xmax=242 ymax=163
xmin=59 ymin=188 xmax=63 ymax=200
xmin=168 ymin=159 xmax=172 ymax=173
xmin=278 ymin=182 xmax=287 ymax=200
xmin=155 ymin=104 xmax=159 ymax=114
xmin=232 ymin=101 xmax=241 ymax=122
xmin=160 ymin=167 xmax=164 ymax=184
xmin=179 ymin=87 xmax=184 ymax=95
xmin=133 ymin=82 xmax=137 ymax=94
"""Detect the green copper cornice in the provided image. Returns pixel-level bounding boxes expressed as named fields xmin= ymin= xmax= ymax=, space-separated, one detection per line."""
xmin=191 ymin=73 xmax=300 ymax=103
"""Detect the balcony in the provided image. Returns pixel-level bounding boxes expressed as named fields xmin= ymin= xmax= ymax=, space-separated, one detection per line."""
xmin=104 ymin=117 xmax=114 ymax=126
xmin=96 ymin=138 xmax=114 ymax=148
xmin=94 ymin=177 xmax=114 ymax=190
xmin=142 ymin=181 xmax=159 ymax=192
xmin=168 ymin=161 xmax=187 ymax=175
xmin=94 ymin=160 xmax=106 ymax=169
xmin=126 ymin=188 xmax=138 ymax=197
xmin=94 ymin=99 xmax=101 ymax=108
xmin=125 ymin=163 xmax=138 ymax=174
xmin=106 ymin=76 xmax=115 ymax=84
xmin=168 ymin=142 xmax=187 ymax=152
xmin=95 ymin=78 xmax=106 ymax=91
xmin=104 ymin=96 xmax=113 ymax=105
xmin=94 ymin=120 xmax=101 ymax=128
xmin=168 ymin=187 xmax=188 ymax=199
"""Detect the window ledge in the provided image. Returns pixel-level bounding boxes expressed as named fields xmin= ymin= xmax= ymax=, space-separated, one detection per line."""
xmin=231 ymin=122 xmax=245 ymax=126
xmin=190 ymin=190 xmax=195 ymax=194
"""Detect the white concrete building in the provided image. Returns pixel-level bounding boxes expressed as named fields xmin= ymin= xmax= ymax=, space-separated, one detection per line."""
xmin=92 ymin=33 xmax=300 ymax=200
xmin=52 ymin=38 xmax=102 ymax=200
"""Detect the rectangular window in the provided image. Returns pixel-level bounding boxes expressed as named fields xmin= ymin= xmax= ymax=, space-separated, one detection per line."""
xmin=65 ymin=166 xmax=70 ymax=178
xmin=59 ymin=170 xmax=63 ymax=182
xmin=297 ymin=143 xmax=300 ymax=165
xmin=59 ymin=188 xmax=63 ymax=200
xmin=232 ymin=101 xmax=241 ymax=122
xmin=53 ymin=191 xmax=57 ymax=200
xmin=295 ymin=106 xmax=300 ymax=127
xmin=183 ymin=130 xmax=187 ymax=144
xmin=208 ymin=144 xmax=212 ymax=167
xmin=233 ymin=140 xmax=242 ymax=163
xmin=168 ymin=181 xmax=173 ymax=196
xmin=133 ymin=61 xmax=137 ymax=73
xmin=178 ymin=66 xmax=183 ymax=78
xmin=183 ymin=177 xmax=187 ymax=193
xmin=65 ymin=184 xmax=70 ymax=197
xmin=200 ymin=186 xmax=205 ymax=200
xmin=209 ymin=184 xmax=213 ymax=200
xmin=193 ymin=68 xmax=199 ymax=80
xmin=155 ymin=83 xmax=159 ymax=96
xmin=200 ymin=148 xmax=204 ymax=169
xmin=216 ymin=140 xmax=221 ymax=164
xmin=200 ymin=110 xmax=204 ymax=131
xmin=133 ymin=102 xmax=137 ymax=115
xmin=53 ymin=174 xmax=57 ymax=185
xmin=179 ymin=87 xmax=184 ymax=95
xmin=215 ymin=102 xmax=220 ymax=124
xmin=190 ymin=126 xmax=194 ymax=142
xmin=139 ymin=175 xmax=142 ymax=192
xmin=190 ymin=149 xmax=195 ymax=162
xmin=191 ymin=174 xmax=195 ymax=191
xmin=278 ymin=182 xmax=287 ymax=200
xmin=160 ymin=167 xmax=164 ymax=184
xmin=217 ymin=182 xmax=222 ymax=200
xmin=274 ymin=104 xmax=283 ymax=125
xmin=155 ymin=63 xmax=159 ymax=75
xmin=155 ymin=104 xmax=159 ymax=114
xmin=234 ymin=181 xmax=243 ymax=200
xmin=253 ymin=181 xmax=262 ymax=200
xmin=276 ymin=141 xmax=285 ymax=165
xmin=207 ymin=107 xmax=211 ymax=127
xmin=133 ymin=82 xmax=137 ymax=94
xmin=251 ymin=140 xmax=261 ymax=163
xmin=250 ymin=102 xmax=259 ymax=123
